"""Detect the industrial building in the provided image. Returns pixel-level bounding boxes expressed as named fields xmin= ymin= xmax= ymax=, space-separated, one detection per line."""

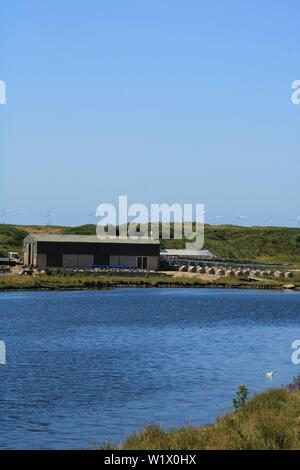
xmin=159 ymin=248 xmax=215 ymax=269
xmin=160 ymin=248 xmax=215 ymax=262
xmin=23 ymin=234 xmax=160 ymax=270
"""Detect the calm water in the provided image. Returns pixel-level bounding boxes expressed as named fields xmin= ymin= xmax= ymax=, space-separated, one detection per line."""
xmin=0 ymin=288 xmax=300 ymax=449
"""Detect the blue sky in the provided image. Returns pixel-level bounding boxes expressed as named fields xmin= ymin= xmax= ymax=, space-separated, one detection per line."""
xmin=0 ymin=0 xmax=299 ymax=227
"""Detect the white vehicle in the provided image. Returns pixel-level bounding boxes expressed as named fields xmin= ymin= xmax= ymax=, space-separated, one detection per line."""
xmin=0 ymin=252 xmax=21 ymax=266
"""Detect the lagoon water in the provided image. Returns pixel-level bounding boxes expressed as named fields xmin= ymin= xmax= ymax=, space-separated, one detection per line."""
xmin=0 ymin=288 xmax=300 ymax=449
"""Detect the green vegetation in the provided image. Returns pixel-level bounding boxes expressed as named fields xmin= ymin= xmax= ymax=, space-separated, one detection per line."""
xmin=1 ymin=223 xmax=299 ymax=266
xmin=107 ymin=382 xmax=300 ymax=450
xmin=203 ymin=225 xmax=300 ymax=265
xmin=233 ymin=385 xmax=249 ymax=411
xmin=163 ymin=225 xmax=300 ymax=265
xmin=0 ymin=225 xmax=28 ymax=255
xmin=0 ymin=272 xmax=299 ymax=291
xmin=61 ymin=224 xmax=96 ymax=235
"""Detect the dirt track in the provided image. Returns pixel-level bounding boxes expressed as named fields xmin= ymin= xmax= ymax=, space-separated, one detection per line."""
xmin=158 ymin=271 xmax=221 ymax=281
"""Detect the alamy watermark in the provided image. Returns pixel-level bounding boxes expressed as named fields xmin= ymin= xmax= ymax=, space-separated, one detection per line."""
xmin=96 ymin=195 xmax=205 ymax=249
xmin=0 ymin=80 xmax=6 ymax=105
xmin=0 ymin=341 xmax=6 ymax=365
xmin=291 ymin=80 xmax=300 ymax=105
xmin=291 ymin=340 xmax=300 ymax=365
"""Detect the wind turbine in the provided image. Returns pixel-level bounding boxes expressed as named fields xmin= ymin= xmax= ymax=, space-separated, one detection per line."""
xmin=1 ymin=209 xmax=12 ymax=224
xmin=88 ymin=209 xmax=97 ymax=225
xmin=45 ymin=209 xmax=55 ymax=226
xmin=292 ymin=216 xmax=300 ymax=226
xmin=234 ymin=211 xmax=247 ymax=226
xmin=268 ymin=211 xmax=273 ymax=226
xmin=213 ymin=215 xmax=222 ymax=224
xmin=202 ymin=208 xmax=209 ymax=224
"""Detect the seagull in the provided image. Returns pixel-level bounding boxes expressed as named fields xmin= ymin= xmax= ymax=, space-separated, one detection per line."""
xmin=266 ymin=371 xmax=273 ymax=379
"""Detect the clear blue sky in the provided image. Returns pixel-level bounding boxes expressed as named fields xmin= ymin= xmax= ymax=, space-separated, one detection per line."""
xmin=1 ymin=0 xmax=299 ymax=227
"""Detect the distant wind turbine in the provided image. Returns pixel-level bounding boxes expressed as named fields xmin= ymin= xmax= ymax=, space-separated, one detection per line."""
xmin=234 ymin=211 xmax=247 ymax=225
xmin=268 ymin=211 xmax=273 ymax=226
xmin=88 ymin=209 xmax=97 ymax=225
xmin=213 ymin=215 xmax=222 ymax=224
xmin=201 ymin=209 xmax=209 ymax=225
xmin=45 ymin=209 xmax=55 ymax=226
xmin=292 ymin=216 xmax=300 ymax=226
xmin=1 ymin=209 xmax=12 ymax=224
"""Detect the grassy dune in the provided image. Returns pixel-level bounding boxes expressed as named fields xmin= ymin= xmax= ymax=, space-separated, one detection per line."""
xmin=108 ymin=387 xmax=300 ymax=450
xmin=1 ymin=223 xmax=300 ymax=266
xmin=0 ymin=223 xmax=96 ymax=254
xmin=203 ymin=225 xmax=300 ymax=265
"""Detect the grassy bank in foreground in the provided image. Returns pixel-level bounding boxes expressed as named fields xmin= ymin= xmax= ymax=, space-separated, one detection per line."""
xmin=108 ymin=386 xmax=300 ymax=450
xmin=0 ymin=273 xmax=299 ymax=291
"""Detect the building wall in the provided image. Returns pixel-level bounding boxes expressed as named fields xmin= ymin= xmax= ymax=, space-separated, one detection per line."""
xmin=23 ymin=246 xmax=29 ymax=266
xmin=147 ymin=256 xmax=159 ymax=270
xmin=37 ymin=254 xmax=47 ymax=268
xmin=25 ymin=240 xmax=160 ymax=269
xmin=104 ymin=255 xmax=159 ymax=269
xmin=24 ymin=240 xmax=37 ymax=266
xmin=62 ymin=254 xmax=94 ymax=268
xmin=107 ymin=255 xmax=158 ymax=269
xmin=110 ymin=255 xmax=142 ymax=267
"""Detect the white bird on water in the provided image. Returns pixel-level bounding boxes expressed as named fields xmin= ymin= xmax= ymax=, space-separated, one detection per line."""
xmin=266 ymin=371 xmax=273 ymax=379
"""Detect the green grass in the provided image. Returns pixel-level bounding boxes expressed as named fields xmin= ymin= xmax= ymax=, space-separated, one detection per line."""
xmin=107 ymin=387 xmax=300 ymax=450
xmin=0 ymin=272 xmax=298 ymax=291
xmin=0 ymin=225 xmax=28 ymax=256
xmin=164 ymin=225 xmax=300 ymax=264
xmin=1 ymin=223 xmax=300 ymax=266
xmin=203 ymin=225 xmax=300 ymax=265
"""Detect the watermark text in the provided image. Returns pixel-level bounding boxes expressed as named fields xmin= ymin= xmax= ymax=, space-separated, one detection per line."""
xmin=96 ymin=196 xmax=205 ymax=249
xmin=0 ymin=80 xmax=6 ymax=105
xmin=0 ymin=341 xmax=6 ymax=365
xmin=292 ymin=340 xmax=300 ymax=365
xmin=291 ymin=80 xmax=300 ymax=105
